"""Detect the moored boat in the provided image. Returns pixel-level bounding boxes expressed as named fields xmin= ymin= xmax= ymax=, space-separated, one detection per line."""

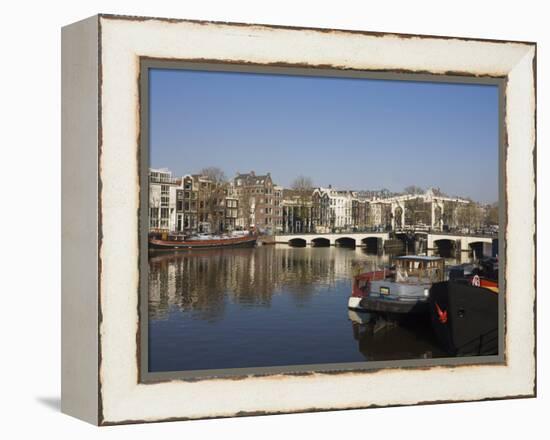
xmin=348 ymin=256 xmax=445 ymax=315
xmin=429 ymin=257 xmax=499 ymax=356
xmin=149 ymin=231 xmax=258 ymax=250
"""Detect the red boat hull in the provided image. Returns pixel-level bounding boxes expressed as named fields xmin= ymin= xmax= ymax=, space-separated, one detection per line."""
xmin=149 ymin=235 xmax=258 ymax=250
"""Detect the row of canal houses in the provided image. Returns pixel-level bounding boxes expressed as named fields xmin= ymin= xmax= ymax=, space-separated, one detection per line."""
xmin=149 ymin=168 xmax=472 ymax=235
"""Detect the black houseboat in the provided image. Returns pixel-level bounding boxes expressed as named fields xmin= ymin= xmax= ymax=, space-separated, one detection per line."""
xmin=429 ymin=258 xmax=499 ymax=356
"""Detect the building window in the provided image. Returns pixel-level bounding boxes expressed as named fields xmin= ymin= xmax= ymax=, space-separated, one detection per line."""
xmin=150 ymin=207 xmax=159 ymax=228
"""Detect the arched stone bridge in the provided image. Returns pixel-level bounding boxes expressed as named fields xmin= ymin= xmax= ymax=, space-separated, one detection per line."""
xmin=274 ymin=231 xmax=498 ymax=258
xmin=275 ymin=232 xmax=389 ymax=250
xmin=427 ymin=233 xmax=497 ymax=258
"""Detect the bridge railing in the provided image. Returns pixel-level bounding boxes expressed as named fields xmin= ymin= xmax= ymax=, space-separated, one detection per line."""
xmin=394 ymin=227 xmax=497 ymax=239
xmin=274 ymin=227 xmax=390 ymax=236
xmin=274 ymin=228 xmax=497 ymax=238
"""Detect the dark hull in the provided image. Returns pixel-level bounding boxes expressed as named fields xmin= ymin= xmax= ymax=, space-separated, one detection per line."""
xmin=429 ymin=281 xmax=498 ymax=356
xmin=149 ymin=236 xmax=257 ymax=250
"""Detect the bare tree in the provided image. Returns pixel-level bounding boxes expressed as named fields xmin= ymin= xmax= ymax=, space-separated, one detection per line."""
xmin=403 ymin=185 xmax=424 ymax=195
xmin=291 ymin=175 xmax=314 ymax=193
xmin=379 ymin=188 xmax=391 ymax=198
xmin=200 ymin=167 xmax=227 ymax=184
xmin=485 ymin=202 xmax=499 ymax=226
xmin=199 ymin=167 xmax=227 ymax=233
xmin=239 ymin=188 xmax=253 ymax=229
xmin=291 ymin=176 xmax=314 ymax=232
xmin=431 ymin=187 xmax=447 ymax=197
xmin=442 ymin=200 xmax=458 ymax=229
xmin=456 ymin=201 xmax=484 ymax=231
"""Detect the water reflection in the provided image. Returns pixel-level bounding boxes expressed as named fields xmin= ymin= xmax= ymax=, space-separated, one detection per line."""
xmin=149 ymin=246 xmax=387 ymax=320
xmin=148 ymin=246 xmax=447 ymax=372
xmin=348 ymin=311 xmax=446 ymax=360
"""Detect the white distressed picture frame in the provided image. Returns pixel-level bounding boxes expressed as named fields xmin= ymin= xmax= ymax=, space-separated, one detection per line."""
xmin=61 ymin=14 xmax=536 ymax=425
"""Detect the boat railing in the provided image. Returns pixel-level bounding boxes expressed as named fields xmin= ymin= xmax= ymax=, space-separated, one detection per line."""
xmin=394 ymin=266 xmax=444 ymax=285
xmin=356 ymin=269 xmax=389 ymax=282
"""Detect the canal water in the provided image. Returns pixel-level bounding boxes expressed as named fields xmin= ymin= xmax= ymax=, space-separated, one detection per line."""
xmin=148 ymin=245 xmax=450 ymax=373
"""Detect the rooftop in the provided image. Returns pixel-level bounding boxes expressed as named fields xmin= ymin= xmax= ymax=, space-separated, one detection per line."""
xmin=234 ymin=171 xmax=272 ymax=186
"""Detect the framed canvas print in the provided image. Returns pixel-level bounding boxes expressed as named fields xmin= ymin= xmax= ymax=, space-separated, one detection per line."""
xmin=61 ymin=14 xmax=536 ymax=425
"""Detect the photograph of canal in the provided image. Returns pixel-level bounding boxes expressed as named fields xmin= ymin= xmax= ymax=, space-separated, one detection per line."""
xmin=144 ymin=65 xmax=501 ymax=375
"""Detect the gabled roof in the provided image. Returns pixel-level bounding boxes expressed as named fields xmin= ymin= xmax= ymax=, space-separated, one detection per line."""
xmin=234 ymin=172 xmax=272 ymax=185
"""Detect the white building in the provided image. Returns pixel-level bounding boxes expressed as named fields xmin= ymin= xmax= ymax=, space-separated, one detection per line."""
xmin=332 ymin=190 xmax=353 ymax=229
xmin=149 ymin=168 xmax=179 ymax=232
xmin=313 ymin=186 xmax=354 ymax=230
xmin=368 ymin=198 xmax=392 ymax=230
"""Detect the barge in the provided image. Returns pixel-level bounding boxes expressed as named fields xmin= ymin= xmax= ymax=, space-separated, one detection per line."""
xmin=348 ymin=255 xmax=445 ymax=315
xmin=149 ymin=231 xmax=258 ymax=250
xmin=429 ymin=257 xmax=499 ymax=356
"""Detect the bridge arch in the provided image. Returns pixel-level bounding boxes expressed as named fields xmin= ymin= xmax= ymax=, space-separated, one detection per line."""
xmin=335 ymin=237 xmax=356 ymax=248
xmin=469 ymin=241 xmax=488 ymax=259
xmin=288 ymin=238 xmax=307 ymax=247
xmin=362 ymin=236 xmax=381 ymax=254
xmin=434 ymin=238 xmax=456 ymax=258
xmin=311 ymin=237 xmax=331 ymax=247
xmin=395 ymin=232 xmax=415 ymax=254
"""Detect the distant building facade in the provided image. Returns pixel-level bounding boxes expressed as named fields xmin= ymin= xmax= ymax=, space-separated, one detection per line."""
xmin=150 ymin=168 xmax=480 ymax=235
xmin=351 ymin=196 xmax=369 ymax=230
xmin=150 ymin=169 xmax=239 ymax=234
xmin=281 ymin=189 xmax=314 ymax=233
xmin=367 ymin=199 xmax=392 ymax=230
xmin=273 ymin=185 xmax=284 ymax=233
xmin=233 ymin=171 xmax=282 ymax=232
xmin=149 ymin=168 xmax=179 ymax=232
xmin=224 ymin=183 xmax=239 ymax=232
xmin=311 ymin=187 xmax=354 ymax=232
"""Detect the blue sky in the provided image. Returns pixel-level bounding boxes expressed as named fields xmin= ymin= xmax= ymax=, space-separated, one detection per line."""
xmin=149 ymin=69 xmax=499 ymax=203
